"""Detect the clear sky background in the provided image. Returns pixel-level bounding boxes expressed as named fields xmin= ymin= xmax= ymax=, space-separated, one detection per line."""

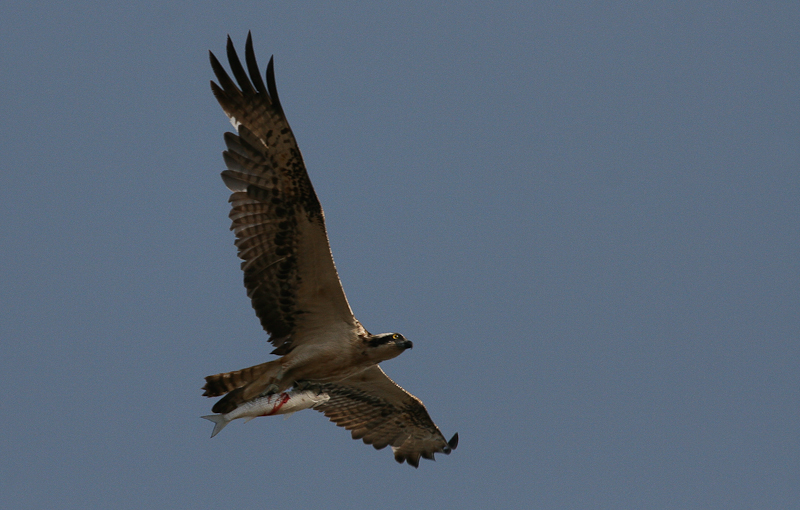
xmin=2 ymin=2 xmax=798 ymax=509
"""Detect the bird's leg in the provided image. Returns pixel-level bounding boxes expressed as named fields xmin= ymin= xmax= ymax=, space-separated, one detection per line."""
xmin=294 ymin=380 xmax=323 ymax=394
xmin=294 ymin=380 xmax=318 ymax=391
xmin=259 ymin=364 xmax=287 ymax=396
xmin=260 ymin=383 xmax=280 ymax=396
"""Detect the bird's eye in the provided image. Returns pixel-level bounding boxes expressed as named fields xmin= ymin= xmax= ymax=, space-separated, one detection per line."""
xmin=392 ymin=334 xmax=399 ymax=340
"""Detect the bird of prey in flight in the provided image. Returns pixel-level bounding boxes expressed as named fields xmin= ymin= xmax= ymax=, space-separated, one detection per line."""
xmin=201 ymin=33 xmax=458 ymax=467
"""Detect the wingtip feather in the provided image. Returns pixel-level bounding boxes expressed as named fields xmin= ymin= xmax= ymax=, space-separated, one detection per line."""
xmin=266 ymin=56 xmax=282 ymax=111
xmin=447 ymin=432 xmax=459 ymax=451
xmin=245 ymin=33 xmax=267 ymax=94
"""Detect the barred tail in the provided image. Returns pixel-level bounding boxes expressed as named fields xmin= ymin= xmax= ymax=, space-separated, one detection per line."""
xmin=202 ymin=360 xmax=278 ymax=397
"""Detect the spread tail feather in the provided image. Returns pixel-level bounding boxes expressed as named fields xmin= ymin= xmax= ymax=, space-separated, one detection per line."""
xmin=205 ymin=358 xmax=286 ymax=414
xmin=201 ymin=414 xmax=230 ymax=438
xmin=203 ymin=359 xmax=280 ymax=397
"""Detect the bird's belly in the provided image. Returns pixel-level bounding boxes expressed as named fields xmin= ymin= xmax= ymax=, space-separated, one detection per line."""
xmin=286 ymin=347 xmax=372 ymax=383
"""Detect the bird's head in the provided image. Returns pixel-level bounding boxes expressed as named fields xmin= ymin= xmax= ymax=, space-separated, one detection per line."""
xmin=362 ymin=332 xmax=413 ymax=362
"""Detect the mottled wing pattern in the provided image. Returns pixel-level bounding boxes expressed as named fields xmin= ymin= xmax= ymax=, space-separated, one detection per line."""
xmin=210 ymin=34 xmax=357 ymax=354
xmin=315 ymin=366 xmax=458 ymax=467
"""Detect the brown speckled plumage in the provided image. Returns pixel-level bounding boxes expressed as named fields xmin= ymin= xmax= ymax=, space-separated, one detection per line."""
xmin=317 ymin=366 xmax=458 ymax=467
xmin=202 ymin=33 xmax=456 ymax=467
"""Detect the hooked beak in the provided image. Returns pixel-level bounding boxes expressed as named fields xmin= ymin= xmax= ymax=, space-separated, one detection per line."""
xmin=397 ymin=339 xmax=413 ymax=350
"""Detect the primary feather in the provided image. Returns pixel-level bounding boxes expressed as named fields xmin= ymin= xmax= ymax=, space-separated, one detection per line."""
xmin=201 ymin=33 xmax=457 ymax=467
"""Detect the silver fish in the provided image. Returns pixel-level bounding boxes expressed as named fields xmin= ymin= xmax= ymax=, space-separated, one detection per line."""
xmin=201 ymin=390 xmax=330 ymax=437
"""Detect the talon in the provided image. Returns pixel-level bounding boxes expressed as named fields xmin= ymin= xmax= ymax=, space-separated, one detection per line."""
xmin=295 ymin=380 xmax=318 ymax=392
xmin=260 ymin=383 xmax=280 ymax=396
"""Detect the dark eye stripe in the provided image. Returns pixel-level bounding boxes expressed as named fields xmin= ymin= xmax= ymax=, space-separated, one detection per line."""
xmin=368 ymin=337 xmax=387 ymax=347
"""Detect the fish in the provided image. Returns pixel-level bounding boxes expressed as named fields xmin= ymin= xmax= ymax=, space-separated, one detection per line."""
xmin=201 ymin=389 xmax=330 ymax=438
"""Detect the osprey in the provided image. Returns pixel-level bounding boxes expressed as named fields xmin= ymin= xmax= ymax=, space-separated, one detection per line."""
xmin=202 ymin=34 xmax=458 ymax=467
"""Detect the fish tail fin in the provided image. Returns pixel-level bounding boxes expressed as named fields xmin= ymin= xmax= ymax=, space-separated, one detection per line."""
xmin=201 ymin=414 xmax=229 ymax=438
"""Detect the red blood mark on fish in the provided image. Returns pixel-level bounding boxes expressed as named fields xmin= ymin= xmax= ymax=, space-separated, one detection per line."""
xmin=262 ymin=393 xmax=291 ymax=416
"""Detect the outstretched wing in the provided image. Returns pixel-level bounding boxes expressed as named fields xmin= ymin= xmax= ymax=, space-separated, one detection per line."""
xmin=210 ymin=34 xmax=360 ymax=354
xmin=315 ymin=366 xmax=459 ymax=467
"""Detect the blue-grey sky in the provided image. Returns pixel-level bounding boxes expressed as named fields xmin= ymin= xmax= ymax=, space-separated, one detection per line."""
xmin=2 ymin=2 xmax=798 ymax=509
